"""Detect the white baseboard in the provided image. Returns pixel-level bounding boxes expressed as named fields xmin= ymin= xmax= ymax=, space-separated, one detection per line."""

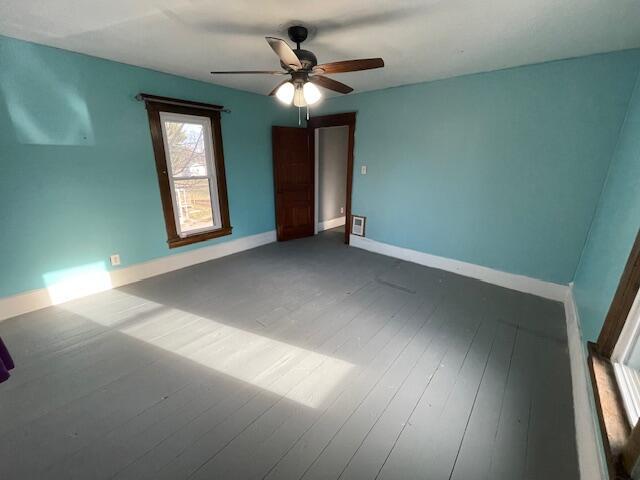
xmin=318 ymin=216 xmax=346 ymax=232
xmin=565 ymin=286 xmax=608 ymax=480
xmin=0 ymin=230 xmax=277 ymax=322
xmin=349 ymin=235 xmax=568 ymax=301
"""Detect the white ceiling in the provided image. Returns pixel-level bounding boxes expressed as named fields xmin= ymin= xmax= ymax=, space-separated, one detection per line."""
xmin=2 ymin=0 xmax=640 ymax=97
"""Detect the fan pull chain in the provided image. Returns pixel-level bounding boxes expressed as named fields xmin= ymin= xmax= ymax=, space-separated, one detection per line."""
xmin=306 ymin=106 xmax=310 ymax=121
xmin=298 ymin=106 xmax=301 ymax=126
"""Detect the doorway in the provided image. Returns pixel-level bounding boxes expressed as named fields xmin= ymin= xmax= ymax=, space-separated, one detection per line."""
xmin=314 ymin=125 xmax=349 ymax=236
xmin=272 ymin=113 xmax=356 ymax=244
xmin=308 ymin=113 xmax=356 ymax=244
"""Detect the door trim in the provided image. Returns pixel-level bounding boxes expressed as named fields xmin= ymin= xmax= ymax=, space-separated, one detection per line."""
xmin=308 ymin=112 xmax=356 ymax=245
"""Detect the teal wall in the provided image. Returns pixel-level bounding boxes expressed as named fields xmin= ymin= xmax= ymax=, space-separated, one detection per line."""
xmin=315 ymin=50 xmax=640 ymax=284
xmin=2 ymin=32 xmax=640 ymax=309
xmin=0 ymin=35 xmax=291 ymax=298
xmin=573 ymin=69 xmax=640 ymax=342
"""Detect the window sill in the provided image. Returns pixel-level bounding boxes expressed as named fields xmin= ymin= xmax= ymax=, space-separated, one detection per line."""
xmin=587 ymin=342 xmax=631 ymax=477
xmin=167 ymin=226 xmax=232 ymax=249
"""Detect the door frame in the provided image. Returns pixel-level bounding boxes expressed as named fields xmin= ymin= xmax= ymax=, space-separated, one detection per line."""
xmin=307 ymin=112 xmax=356 ymax=245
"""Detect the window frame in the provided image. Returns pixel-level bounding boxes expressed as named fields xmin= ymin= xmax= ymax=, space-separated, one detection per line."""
xmin=587 ymin=228 xmax=640 ymax=478
xmin=159 ymin=111 xmax=222 ymax=237
xmin=144 ymin=96 xmax=232 ymax=248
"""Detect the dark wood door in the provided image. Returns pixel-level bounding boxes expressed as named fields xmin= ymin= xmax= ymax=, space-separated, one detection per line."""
xmin=272 ymin=126 xmax=314 ymax=241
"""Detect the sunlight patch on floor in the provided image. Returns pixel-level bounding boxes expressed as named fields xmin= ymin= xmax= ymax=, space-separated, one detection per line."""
xmin=61 ymin=289 xmax=354 ymax=408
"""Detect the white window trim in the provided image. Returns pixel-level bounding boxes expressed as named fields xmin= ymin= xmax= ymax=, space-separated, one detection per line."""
xmin=612 ymin=291 xmax=640 ymax=426
xmin=159 ymin=112 xmax=222 ymax=238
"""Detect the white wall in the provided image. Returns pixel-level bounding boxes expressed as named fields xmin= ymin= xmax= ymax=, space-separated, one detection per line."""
xmin=317 ymin=126 xmax=348 ymax=225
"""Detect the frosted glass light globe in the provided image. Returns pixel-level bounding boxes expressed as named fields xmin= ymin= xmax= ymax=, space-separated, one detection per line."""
xmin=275 ymin=82 xmax=294 ymax=104
xmin=303 ymin=82 xmax=322 ymax=105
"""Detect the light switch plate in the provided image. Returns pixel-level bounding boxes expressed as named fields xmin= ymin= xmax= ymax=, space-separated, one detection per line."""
xmin=110 ymin=254 xmax=121 ymax=266
xmin=361 ymin=165 xmax=367 ymax=175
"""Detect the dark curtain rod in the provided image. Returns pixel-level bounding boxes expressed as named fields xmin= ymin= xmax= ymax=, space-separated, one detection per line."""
xmin=135 ymin=93 xmax=231 ymax=113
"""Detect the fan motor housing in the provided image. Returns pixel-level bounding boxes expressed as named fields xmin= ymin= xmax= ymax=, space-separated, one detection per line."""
xmin=290 ymin=70 xmax=310 ymax=86
xmin=287 ymin=25 xmax=308 ymax=45
xmin=286 ymin=49 xmax=317 ymax=71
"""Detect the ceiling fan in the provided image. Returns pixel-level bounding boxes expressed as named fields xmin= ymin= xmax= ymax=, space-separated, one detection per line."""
xmin=211 ymin=25 xmax=384 ymax=108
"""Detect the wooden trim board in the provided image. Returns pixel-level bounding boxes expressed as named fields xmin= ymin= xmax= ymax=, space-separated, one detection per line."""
xmin=0 ymin=230 xmax=276 ymax=322
xmin=565 ymin=290 xmax=611 ymax=480
xmin=349 ymin=235 xmax=568 ymax=301
xmin=142 ymin=95 xmax=233 ymax=249
xmin=588 ymin=342 xmax=631 ymax=478
xmin=318 ymin=216 xmax=346 ymax=232
xmin=597 ymin=229 xmax=640 ymax=358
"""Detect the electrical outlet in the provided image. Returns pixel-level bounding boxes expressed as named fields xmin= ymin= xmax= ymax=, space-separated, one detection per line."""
xmin=361 ymin=165 xmax=367 ymax=175
xmin=340 ymin=207 xmax=344 ymax=214
xmin=110 ymin=254 xmax=121 ymax=266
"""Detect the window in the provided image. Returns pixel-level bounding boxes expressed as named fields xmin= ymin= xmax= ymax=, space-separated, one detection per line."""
xmin=142 ymin=95 xmax=231 ymax=248
xmin=612 ymin=291 xmax=640 ymax=426
xmin=588 ymin=229 xmax=640 ymax=477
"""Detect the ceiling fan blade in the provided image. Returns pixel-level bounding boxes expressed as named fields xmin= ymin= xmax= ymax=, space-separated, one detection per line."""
xmin=268 ymin=79 xmax=290 ymax=96
xmin=310 ymin=75 xmax=353 ymax=94
xmin=211 ymin=70 xmax=286 ymax=75
xmin=313 ymin=58 xmax=384 ymax=74
xmin=265 ymin=37 xmax=302 ymax=71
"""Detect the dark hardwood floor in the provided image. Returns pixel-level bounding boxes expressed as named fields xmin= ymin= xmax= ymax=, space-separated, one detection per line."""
xmin=0 ymin=228 xmax=579 ymax=479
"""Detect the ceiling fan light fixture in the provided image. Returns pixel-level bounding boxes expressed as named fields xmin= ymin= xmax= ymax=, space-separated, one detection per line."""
xmin=213 ymin=26 xmax=384 ymax=108
xmin=275 ymin=81 xmax=295 ymax=104
xmin=303 ymin=82 xmax=322 ymax=105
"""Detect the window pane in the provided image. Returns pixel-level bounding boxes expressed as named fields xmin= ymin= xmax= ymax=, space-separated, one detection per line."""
xmin=164 ymin=121 xmax=209 ymax=177
xmin=173 ymin=179 xmax=215 ymax=233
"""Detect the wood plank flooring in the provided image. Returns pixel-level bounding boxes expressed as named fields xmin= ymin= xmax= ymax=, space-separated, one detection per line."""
xmin=0 ymin=228 xmax=579 ymax=479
